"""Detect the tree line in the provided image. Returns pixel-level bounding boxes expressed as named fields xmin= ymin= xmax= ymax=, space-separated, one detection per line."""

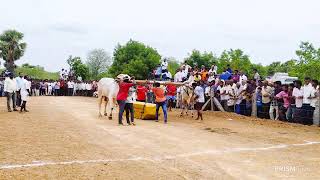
xmin=1 ymin=29 xmax=320 ymax=81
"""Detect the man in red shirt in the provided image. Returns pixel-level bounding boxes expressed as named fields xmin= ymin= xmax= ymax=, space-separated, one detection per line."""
xmin=117 ymin=76 xmax=135 ymax=125
xmin=136 ymin=85 xmax=148 ymax=102
xmin=166 ymin=81 xmax=177 ymax=111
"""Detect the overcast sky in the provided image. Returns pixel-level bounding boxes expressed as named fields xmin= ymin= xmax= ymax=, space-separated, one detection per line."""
xmin=0 ymin=0 xmax=319 ymax=72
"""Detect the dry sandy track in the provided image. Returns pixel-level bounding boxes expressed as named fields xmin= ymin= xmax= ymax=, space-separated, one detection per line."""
xmin=0 ymin=96 xmax=319 ymax=179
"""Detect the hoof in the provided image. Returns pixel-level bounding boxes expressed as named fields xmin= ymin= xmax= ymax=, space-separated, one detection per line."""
xmin=104 ymin=113 xmax=108 ymax=116
xmin=108 ymin=116 xmax=112 ymax=120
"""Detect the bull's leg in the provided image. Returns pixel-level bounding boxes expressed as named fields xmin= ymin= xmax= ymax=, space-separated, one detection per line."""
xmin=184 ymin=103 xmax=189 ymax=116
xmin=104 ymin=97 xmax=108 ymax=116
xmin=98 ymin=96 xmax=103 ymax=117
xmin=190 ymin=103 xmax=194 ymax=118
xmin=180 ymin=103 xmax=185 ymax=117
xmin=108 ymin=97 xmax=116 ymax=120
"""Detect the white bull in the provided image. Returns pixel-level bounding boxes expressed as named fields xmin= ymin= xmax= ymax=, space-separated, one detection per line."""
xmin=97 ymin=74 xmax=130 ymax=119
xmin=180 ymin=85 xmax=195 ymax=118
xmin=98 ymin=78 xmax=119 ymax=119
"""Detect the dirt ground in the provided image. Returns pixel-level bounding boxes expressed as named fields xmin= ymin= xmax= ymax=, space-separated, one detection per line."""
xmin=0 ymin=96 xmax=319 ymax=180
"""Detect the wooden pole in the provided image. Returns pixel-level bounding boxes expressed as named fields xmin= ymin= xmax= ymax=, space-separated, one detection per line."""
xmin=210 ymin=87 xmax=214 ymax=111
xmin=201 ymin=99 xmax=211 ymax=111
xmin=134 ymin=80 xmax=185 ymax=86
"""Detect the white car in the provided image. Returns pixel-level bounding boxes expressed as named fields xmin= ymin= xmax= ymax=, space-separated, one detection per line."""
xmin=266 ymin=73 xmax=298 ymax=84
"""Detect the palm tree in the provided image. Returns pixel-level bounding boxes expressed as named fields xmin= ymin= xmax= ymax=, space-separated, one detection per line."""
xmin=0 ymin=30 xmax=27 ymax=73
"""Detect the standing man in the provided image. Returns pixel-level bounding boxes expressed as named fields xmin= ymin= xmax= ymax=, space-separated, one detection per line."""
xmin=117 ymin=76 xmax=135 ymax=125
xmin=270 ymin=81 xmax=282 ymax=120
xmin=261 ymin=81 xmax=272 ymax=119
xmin=301 ymin=77 xmax=314 ymax=125
xmin=125 ymin=86 xmax=136 ymax=126
xmin=136 ymin=85 xmax=148 ymax=102
xmin=161 ymin=58 xmax=168 ymax=73
xmin=239 ymin=71 xmax=248 ymax=84
xmin=67 ymin=80 xmax=74 ymax=96
xmin=4 ymin=73 xmax=18 ymax=112
xmin=155 ymin=65 xmax=162 ymax=80
xmin=15 ymin=73 xmax=24 ymax=106
xmin=253 ymin=69 xmax=261 ymax=82
xmin=86 ymin=81 xmax=93 ymax=97
xmin=152 ymin=82 xmax=168 ymax=123
xmin=166 ymin=80 xmax=177 ymax=111
xmin=20 ymin=76 xmax=30 ymax=112
xmin=194 ymin=81 xmax=205 ymax=121
xmin=0 ymin=78 xmax=4 ymax=97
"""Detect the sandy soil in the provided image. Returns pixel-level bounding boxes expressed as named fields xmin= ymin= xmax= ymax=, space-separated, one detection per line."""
xmin=0 ymin=96 xmax=319 ymax=180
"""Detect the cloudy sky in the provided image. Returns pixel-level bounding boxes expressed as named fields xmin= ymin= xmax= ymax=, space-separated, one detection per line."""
xmin=0 ymin=0 xmax=319 ymax=72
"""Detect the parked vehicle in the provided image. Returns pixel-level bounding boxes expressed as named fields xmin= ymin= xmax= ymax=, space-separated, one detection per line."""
xmin=266 ymin=72 xmax=298 ymax=84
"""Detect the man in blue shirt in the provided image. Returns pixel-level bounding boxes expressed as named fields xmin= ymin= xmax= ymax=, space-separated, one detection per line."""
xmin=226 ymin=64 xmax=233 ymax=74
xmin=155 ymin=65 xmax=162 ymax=80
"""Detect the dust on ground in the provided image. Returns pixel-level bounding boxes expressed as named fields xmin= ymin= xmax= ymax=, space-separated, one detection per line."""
xmin=0 ymin=97 xmax=319 ymax=179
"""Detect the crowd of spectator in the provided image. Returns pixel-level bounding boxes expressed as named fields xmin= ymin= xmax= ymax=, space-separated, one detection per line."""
xmin=145 ymin=60 xmax=320 ymax=126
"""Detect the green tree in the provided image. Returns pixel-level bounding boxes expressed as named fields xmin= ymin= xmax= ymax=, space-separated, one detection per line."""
xmin=294 ymin=41 xmax=320 ymax=79
xmin=86 ymin=49 xmax=111 ymax=79
xmin=184 ymin=50 xmax=216 ymax=68
xmin=167 ymin=57 xmax=180 ymax=75
xmin=217 ymin=49 xmax=252 ymax=74
xmin=0 ymin=30 xmax=27 ymax=73
xmin=67 ymin=56 xmax=89 ymax=80
xmin=109 ymin=40 xmax=161 ymax=79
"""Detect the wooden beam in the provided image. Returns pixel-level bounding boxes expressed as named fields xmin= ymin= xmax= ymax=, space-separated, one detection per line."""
xmin=201 ymin=99 xmax=211 ymax=111
xmin=134 ymin=80 xmax=185 ymax=86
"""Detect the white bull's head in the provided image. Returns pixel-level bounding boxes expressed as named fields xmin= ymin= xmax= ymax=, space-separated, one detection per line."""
xmin=116 ymin=74 xmax=131 ymax=82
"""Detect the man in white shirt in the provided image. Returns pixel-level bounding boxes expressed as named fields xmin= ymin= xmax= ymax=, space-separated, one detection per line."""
xmin=20 ymin=76 xmax=30 ymax=112
xmin=239 ymin=71 xmax=248 ymax=84
xmin=15 ymin=73 xmax=24 ymax=107
xmin=174 ymin=69 xmax=183 ymax=82
xmin=79 ymin=82 xmax=84 ymax=96
xmin=292 ymin=80 xmax=303 ymax=108
xmin=194 ymin=81 xmax=205 ymax=121
xmin=182 ymin=63 xmax=191 ymax=75
xmin=4 ymin=73 xmax=18 ymax=112
xmin=125 ymin=86 xmax=136 ymax=125
xmin=161 ymin=59 xmax=168 ymax=72
xmin=67 ymin=80 xmax=74 ymax=96
xmin=301 ymin=77 xmax=314 ymax=125
xmin=85 ymin=82 xmax=92 ymax=96
xmin=227 ymin=81 xmax=236 ymax=112
xmin=185 ymin=71 xmax=195 ymax=87
xmin=208 ymin=64 xmax=217 ymax=83
xmin=253 ymin=69 xmax=261 ymax=82
xmin=219 ymin=81 xmax=229 ymax=111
